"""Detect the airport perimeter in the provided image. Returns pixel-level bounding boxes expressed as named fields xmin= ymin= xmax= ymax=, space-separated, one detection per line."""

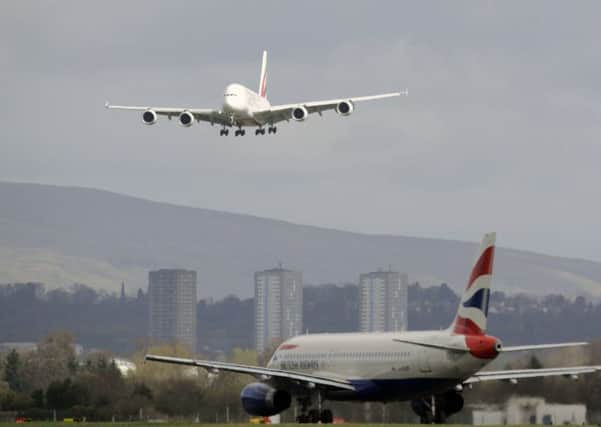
xmin=0 ymin=424 xmax=597 ymax=427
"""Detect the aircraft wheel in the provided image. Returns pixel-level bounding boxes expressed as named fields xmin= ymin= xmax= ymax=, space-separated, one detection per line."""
xmin=308 ymin=409 xmax=320 ymax=423
xmin=320 ymin=409 xmax=333 ymax=423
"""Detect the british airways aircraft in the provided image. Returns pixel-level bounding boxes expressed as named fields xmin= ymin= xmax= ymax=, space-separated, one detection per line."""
xmin=105 ymin=51 xmax=403 ymax=136
xmin=146 ymin=233 xmax=600 ymax=423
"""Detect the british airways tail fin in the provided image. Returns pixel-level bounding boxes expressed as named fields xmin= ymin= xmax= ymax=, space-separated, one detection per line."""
xmin=258 ymin=50 xmax=267 ymax=98
xmin=451 ymin=232 xmax=496 ymax=335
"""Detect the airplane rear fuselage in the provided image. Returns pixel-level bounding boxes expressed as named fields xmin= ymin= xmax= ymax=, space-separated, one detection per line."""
xmin=267 ymin=330 xmax=500 ymax=401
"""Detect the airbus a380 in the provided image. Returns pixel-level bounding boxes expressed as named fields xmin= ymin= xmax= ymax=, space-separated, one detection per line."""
xmin=106 ymin=51 xmax=403 ymax=136
xmin=146 ymin=233 xmax=600 ymax=424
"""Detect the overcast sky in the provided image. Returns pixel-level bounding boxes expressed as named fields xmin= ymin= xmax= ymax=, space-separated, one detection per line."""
xmin=1 ymin=1 xmax=600 ymax=262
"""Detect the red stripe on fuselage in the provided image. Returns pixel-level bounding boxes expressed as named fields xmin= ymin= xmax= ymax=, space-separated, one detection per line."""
xmin=466 ymin=246 xmax=495 ymax=290
xmin=278 ymin=344 xmax=298 ymax=350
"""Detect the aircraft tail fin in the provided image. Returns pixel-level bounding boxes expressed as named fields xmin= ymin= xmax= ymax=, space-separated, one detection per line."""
xmin=258 ymin=50 xmax=268 ymax=98
xmin=450 ymin=232 xmax=496 ymax=335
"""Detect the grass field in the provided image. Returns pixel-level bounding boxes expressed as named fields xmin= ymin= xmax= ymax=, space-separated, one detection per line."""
xmin=0 ymin=424 xmax=495 ymax=427
xmin=0 ymin=424 xmax=596 ymax=427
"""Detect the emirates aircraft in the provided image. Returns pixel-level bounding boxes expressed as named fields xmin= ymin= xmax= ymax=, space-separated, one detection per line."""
xmin=146 ymin=233 xmax=600 ymax=423
xmin=105 ymin=51 xmax=403 ymax=136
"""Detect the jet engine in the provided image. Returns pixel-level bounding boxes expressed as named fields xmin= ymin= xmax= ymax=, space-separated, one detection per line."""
xmin=240 ymin=382 xmax=291 ymax=416
xmin=335 ymin=100 xmax=354 ymax=116
xmin=142 ymin=109 xmax=158 ymax=125
xmin=179 ymin=111 xmax=194 ymax=127
xmin=291 ymin=106 xmax=308 ymax=121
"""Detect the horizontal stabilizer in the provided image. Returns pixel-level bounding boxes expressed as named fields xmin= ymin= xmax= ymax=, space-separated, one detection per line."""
xmin=501 ymin=342 xmax=588 ymax=352
xmin=466 ymin=365 xmax=601 ymax=384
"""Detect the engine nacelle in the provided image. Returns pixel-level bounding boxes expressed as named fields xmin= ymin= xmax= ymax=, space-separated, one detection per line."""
xmin=142 ymin=109 xmax=158 ymax=125
xmin=335 ymin=100 xmax=354 ymax=116
xmin=291 ymin=106 xmax=308 ymax=121
xmin=179 ymin=111 xmax=194 ymax=127
xmin=240 ymin=383 xmax=291 ymax=417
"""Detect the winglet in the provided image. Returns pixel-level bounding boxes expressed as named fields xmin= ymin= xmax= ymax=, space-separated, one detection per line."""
xmin=105 ymin=101 xmax=110 ymax=109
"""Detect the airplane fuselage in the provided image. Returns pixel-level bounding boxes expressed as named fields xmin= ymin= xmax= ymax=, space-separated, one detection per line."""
xmin=266 ymin=330 xmax=500 ymax=401
xmin=222 ymin=83 xmax=271 ymax=126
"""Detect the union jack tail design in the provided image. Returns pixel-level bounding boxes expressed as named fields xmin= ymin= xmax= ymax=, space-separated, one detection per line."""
xmin=258 ymin=50 xmax=268 ymax=98
xmin=451 ymin=232 xmax=496 ymax=335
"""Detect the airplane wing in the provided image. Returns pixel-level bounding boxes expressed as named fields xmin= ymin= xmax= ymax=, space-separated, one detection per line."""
xmin=105 ymin=102 xmax=232 ymax=126
xmin=465 ymin=365 xmax=601 ymax=384
xmin=145 ymin=354 xmax=355 ymax=391
xmin=253 ymin=92 xmax=404 ymax=125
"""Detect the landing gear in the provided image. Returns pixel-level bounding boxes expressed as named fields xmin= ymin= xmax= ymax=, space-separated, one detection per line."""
xmin=411 ymin=391 xmax=464 ymax=424
xmin=297 ymin=409 xmax=333 ymax=424
xmin=255 ymin=127 xmax=266 ymax=135
xmin=219 ymin=128 xmax=229 ymax=136
xmin=234 ymin=128 xmax=246 ymax=136
xmin=295 ymin=393 xmax=334 ymax=423
xmin=320 ymin=409 xmax=333 ymax=423
xmin=267 ymin=126 xmax=277 ymax=134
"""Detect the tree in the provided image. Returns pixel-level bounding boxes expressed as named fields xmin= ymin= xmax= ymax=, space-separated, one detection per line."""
xmin=131 ymin=343 xmax=196 ymax=382
xmin=154 ymin=378 xmax=203 ymax=416
xmin=46 ymin=378 xmax=87 ymax=410
xmin=23 ymin=331 xmax=77 ymax=391
xmin=4 ymin=349 xmax=24 ymax=392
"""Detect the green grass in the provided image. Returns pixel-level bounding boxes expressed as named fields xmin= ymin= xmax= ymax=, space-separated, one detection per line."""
xmin=0 ymin=424 xmax=595 ymax=427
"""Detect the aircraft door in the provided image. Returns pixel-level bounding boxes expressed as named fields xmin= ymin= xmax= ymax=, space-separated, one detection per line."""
xmin=419 ymin=350 xmax=432 ymax=373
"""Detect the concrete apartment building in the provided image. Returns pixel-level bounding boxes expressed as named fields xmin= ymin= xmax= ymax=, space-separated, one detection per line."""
xmin=254 ymin=266 xmax=303 ymax=353
xmin=359 ymin=270 xmax=408 ymax=332
xmin=148 ymin=269 xmax=197 ymax=352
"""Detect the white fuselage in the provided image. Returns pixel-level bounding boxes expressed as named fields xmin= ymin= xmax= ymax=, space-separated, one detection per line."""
xmin=222 ymin=83 xmax=271 ymax=126
xmin=266 ymin=331 xmax=496 ymax=401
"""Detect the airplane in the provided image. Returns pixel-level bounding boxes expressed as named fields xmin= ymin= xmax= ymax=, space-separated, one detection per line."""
xmin=145 ymin=232 xmax=601 ymax=424
xmin=105 ymin=51 xmax=404 ymax=136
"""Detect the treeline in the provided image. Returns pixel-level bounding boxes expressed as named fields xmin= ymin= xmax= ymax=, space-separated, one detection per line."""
xmin=0 ymin=331 xmax=257 ymax=421
xmin=1 ymin=282 xmax=601 ymax=355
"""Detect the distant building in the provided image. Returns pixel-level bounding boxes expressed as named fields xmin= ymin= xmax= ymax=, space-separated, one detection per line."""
xmin=148 ymin=269 xmax=197 ymax=352
xmin=0 ymin=342 xmax=38 ymax=353
xmin=359 ymin=270 xmax=408 ymax=332
xmin=254 ymin=266 xmax=303 ymax=353
xmin=0 ymin=342 xmax=83 ymax=357
xmin=472 ymin=397 xmax=587 ymax=425
xmin=111 ymin=358 xmax=136 ymax=376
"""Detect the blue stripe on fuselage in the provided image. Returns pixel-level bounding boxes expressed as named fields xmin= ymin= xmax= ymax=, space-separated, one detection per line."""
xmin=327 ymin=378 xmax=460 ymax=402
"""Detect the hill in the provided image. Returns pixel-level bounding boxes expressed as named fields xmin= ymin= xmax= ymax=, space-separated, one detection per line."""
xmin=1 ymin=181 xmax=600 ymax=298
